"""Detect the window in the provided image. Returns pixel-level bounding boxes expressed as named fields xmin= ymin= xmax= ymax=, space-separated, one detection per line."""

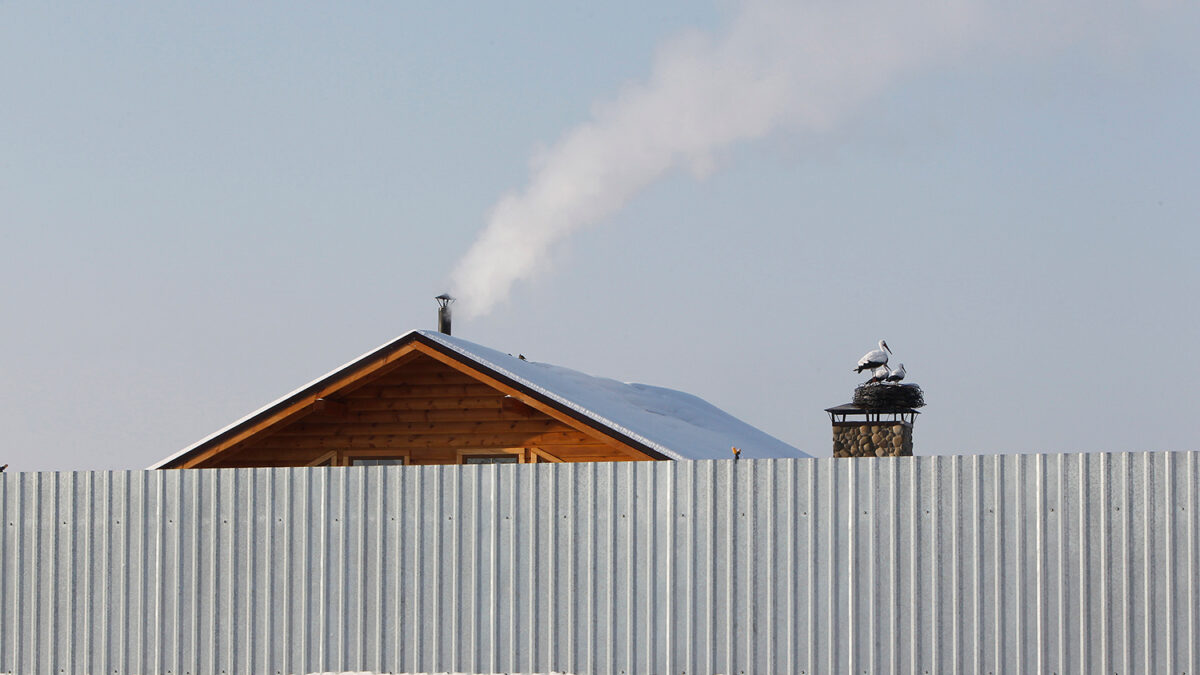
xmin=346 ymin=455 xmax=407 ymax=466
xmin=462 ymin=454 xmax=520 ymax=465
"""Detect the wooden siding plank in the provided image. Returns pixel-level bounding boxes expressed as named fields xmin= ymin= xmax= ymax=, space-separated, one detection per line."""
xmin=275 ymin=420 xmax=570 ymax=437
xmin=306 ymin=409 xmax=550 ymax=424
xmin=344 ymin=384 xmax=500 ymax=400
xmin=345 ymin=397 xmax=506 ymax=412
xmin=242 ymin=431 xmax=596 ymax=450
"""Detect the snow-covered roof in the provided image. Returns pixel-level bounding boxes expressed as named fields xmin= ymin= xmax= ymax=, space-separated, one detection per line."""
xmin=420 ymin=330 xmax=808 ymax=461
xmin=154 ymin=329 xmax=808 ymax=468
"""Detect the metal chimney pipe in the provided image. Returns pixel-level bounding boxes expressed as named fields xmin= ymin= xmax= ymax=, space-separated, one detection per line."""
xmin=435 ymin=294 xmax=454 ymax=335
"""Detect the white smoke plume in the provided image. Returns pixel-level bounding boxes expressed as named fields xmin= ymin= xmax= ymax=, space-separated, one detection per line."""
xmin=449 ymin=0 xmax=1170 ymax=318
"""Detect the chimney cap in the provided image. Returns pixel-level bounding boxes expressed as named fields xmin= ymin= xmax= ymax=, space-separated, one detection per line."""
xmin=435 ymin=294 xmax=454 ymax=335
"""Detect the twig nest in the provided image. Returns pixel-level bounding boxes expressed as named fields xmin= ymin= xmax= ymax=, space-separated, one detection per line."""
xmin=853 ymin=382 xmax=925 ymax=409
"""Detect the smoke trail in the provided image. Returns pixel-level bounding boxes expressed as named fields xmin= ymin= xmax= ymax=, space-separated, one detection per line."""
xmin=449 ymin=0 xmax=1166 ymax=318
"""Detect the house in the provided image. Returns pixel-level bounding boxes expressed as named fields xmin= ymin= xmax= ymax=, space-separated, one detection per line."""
xmin=153 ymin=329 xmax=808 ymax=468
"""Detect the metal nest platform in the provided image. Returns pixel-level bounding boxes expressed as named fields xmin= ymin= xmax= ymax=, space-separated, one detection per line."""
xmin=825 ymin=402 xmax=920 ymax=424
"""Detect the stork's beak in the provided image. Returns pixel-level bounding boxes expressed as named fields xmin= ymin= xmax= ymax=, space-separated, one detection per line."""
xmin=883 ymin=342 xmax=892 ymax=354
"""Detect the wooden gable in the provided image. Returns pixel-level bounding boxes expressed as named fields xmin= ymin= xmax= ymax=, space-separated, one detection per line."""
xmin=164 ymin=338 xmax=657 ymax=468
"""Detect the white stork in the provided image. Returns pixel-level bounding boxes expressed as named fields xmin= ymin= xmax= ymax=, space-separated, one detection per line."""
xmin=869 ymin=365 xmax=891 ymax=384
xmin=885 ymin=363 xmax=906 ymax=383
xmin=854 ymin=340 xmax=891 ymax=373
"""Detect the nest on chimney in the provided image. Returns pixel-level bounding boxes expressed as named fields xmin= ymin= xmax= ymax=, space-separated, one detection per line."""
xmin=853 ymin=382 xmax=925 ymax=410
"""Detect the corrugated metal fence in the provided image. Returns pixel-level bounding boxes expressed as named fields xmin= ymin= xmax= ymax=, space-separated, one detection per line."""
xmin=1 ymin=452 xmax=1197 ymax=674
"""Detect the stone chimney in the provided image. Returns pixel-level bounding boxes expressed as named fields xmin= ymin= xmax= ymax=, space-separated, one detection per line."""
xmin=826 ymin=404 xmax=917 ymax=457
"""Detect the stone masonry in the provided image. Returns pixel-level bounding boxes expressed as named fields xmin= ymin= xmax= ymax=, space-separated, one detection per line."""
xmin=832 ymin=422 xmax=913 ymax=457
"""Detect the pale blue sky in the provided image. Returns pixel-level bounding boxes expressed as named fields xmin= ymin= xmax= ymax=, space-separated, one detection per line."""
xmin=2 ymin=2 xmax=1197 ymax=470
